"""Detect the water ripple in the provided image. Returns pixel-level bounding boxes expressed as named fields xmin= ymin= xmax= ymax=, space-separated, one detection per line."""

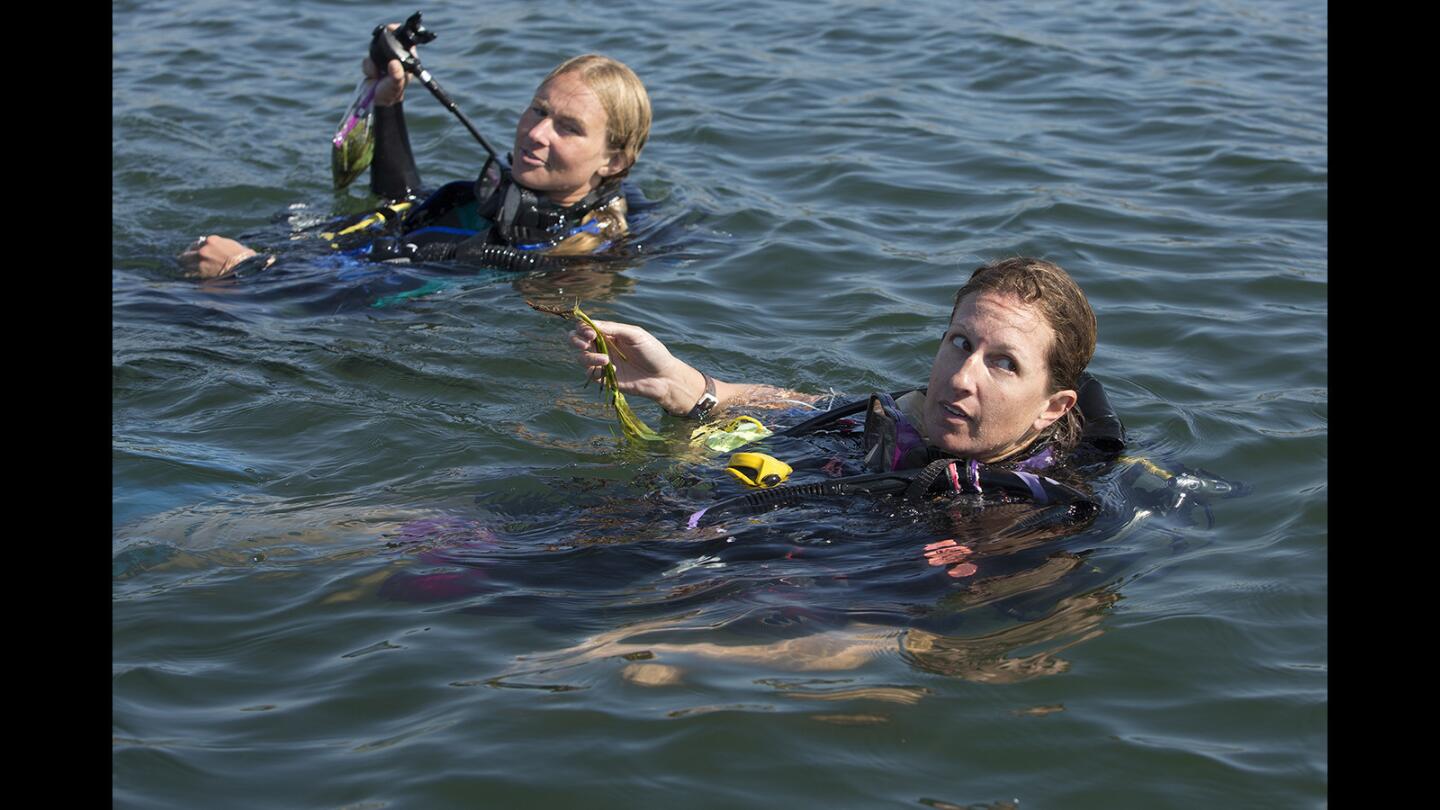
xmin=115 ymin=0 xmax=1326 ymax=805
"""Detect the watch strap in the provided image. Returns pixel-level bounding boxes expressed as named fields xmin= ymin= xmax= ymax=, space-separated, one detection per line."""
xmin=685 ymin=371 xmax=718 ymax=420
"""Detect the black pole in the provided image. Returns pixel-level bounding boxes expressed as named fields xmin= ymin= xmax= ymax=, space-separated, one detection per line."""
xmin=408 ymin=69 xmax=503 ymax=163
xmin=371 ymin=12 xmax=505 ymax=165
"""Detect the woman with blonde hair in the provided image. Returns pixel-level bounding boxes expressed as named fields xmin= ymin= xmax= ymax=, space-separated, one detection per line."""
xmin=183 ymin=42 xmax=652 ymax=279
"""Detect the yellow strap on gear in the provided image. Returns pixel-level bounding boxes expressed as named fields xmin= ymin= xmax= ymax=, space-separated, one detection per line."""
xmin=321 ymin=201 xmax=414 ymax=243
xmin=1118 ymin=455 xmax=1173 ymax=480
xmin=725 ymin=452 xmax=793 ymax=488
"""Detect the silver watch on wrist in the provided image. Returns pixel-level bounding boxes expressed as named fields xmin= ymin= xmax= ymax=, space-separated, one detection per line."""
xmin=684 ymin=371 xmax=718 ymax=420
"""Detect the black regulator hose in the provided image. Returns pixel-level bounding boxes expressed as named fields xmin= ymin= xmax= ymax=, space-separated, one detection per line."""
xmin=367 ymin=236 xmax=555 ymax=272
xmin=688 ymin=463 xmax=1098 ymax=529
xmin=686 ymin=472 xmax=914 ymax=529
xmin=415 ymin=240 xmax=552 ymax=272
xmin=776 ymin=392 xmax=913 ymax=437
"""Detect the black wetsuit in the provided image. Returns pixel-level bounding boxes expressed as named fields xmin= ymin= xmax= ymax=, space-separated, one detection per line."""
xmin=689 ymin=372 xmax=1127 ymax=528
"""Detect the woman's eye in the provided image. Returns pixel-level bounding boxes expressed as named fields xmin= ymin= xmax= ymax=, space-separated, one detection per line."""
xmin=950 ymin=335 xmax=971 ymax=352
xmin=992 ymin=356 xmax=1017 ymax=372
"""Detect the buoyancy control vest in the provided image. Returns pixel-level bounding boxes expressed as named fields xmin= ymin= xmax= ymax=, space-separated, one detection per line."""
xmin=365 ymin=102 xmax=624 ymax=269
xmin=686 ymin=373 xmax=1125 ymax=529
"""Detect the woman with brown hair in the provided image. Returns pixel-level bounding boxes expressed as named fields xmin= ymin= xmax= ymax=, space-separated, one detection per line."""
xmin=570 ymin=257 xmax=1115 ymax=469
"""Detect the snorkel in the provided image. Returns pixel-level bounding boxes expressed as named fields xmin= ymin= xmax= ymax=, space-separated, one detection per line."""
xmin=370 ymin=12 xmax=504 ymax=164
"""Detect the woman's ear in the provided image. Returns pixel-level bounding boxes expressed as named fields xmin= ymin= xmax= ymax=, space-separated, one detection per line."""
xmin=1032 ymin=388 xmax=1078 ymax=432
xmin=598 ymin=150 xmax=628 ymax=178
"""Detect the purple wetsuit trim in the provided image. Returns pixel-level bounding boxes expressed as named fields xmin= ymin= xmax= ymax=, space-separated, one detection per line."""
xmin=1013 ymin=470 xmax=1049 ymax=503
xmin=1014 ymin=445 xmax=1056 ymax=473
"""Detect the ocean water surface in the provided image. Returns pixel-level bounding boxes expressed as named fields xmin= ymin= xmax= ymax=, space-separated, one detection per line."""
xmin=113 ymin=1 xmax=1327 ymax=807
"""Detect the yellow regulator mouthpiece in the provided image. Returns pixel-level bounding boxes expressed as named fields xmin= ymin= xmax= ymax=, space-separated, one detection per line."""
xmin=725 ymin=452 xmax=793 ymax=488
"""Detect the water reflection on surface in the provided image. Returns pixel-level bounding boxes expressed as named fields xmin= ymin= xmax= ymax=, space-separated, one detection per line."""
xmin=114 ymin=0 xmax=1326 ymax=803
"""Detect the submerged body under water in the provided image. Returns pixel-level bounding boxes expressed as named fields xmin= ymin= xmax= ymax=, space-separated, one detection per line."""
xmin=394 ymin=454 xmax=1225 ymax=685
xmin=115 ymin=0 xmax=1325 ymax=804
xmin=117 ymin=398 xmax=1237 ymax=688
xmin=198 ymin=185 xmax=692 ymax=314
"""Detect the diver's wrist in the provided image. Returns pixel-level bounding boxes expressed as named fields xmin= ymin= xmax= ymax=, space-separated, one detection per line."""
xmin=221 ymin=249 xmax=257 ymax=273
xmin=224 ymin=252 xmax=276 ymax=277
xmin=684 ymin=370 xmax=719 ymax=420
xmin=666 ymin=365 xmax=713 ymax=418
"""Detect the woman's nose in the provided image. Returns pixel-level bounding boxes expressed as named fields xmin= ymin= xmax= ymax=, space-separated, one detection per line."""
xmin=952 ymin=352 xmax=982 ymax=393
xmin=526 ymin=117 xmax=554 ymax=144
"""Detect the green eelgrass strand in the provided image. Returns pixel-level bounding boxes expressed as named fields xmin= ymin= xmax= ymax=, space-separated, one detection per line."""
xmin=331 ymin=115 xmax=374 ymax=190
xmin=572 ymin=305 xmax=664 ymax=443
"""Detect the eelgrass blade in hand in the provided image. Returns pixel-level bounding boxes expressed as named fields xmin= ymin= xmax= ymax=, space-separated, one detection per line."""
xmin=572 ymin=306 xmax=664 ymax=443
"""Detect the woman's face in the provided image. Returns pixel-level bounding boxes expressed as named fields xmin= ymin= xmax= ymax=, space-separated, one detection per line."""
xmin=922 ymin=292 xmax=1076 ymax=461
xmin=512 ymin=71 xmax=624 ymax=206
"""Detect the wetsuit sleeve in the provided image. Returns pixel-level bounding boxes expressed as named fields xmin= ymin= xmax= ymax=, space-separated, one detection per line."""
xmin=226 ymin=252 xmax=277 ymax=277
xmin=410 ymin=238 xmax=558 ymax=272
xmin=371 ymin=102 xmax=423 ymax=201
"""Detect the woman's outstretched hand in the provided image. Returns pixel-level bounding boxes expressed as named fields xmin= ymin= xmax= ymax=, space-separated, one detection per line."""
xmin=570 ymin=319 xmax=706 ymax=416
xmin=178 ymin=235 xmax=256 ymax=279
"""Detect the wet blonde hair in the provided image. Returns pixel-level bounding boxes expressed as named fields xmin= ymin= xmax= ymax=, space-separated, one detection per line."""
xmin=544 ymin=195 xmax=631 ymax=256
xmin=539 ymin=54 xmax=650 ymax=255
